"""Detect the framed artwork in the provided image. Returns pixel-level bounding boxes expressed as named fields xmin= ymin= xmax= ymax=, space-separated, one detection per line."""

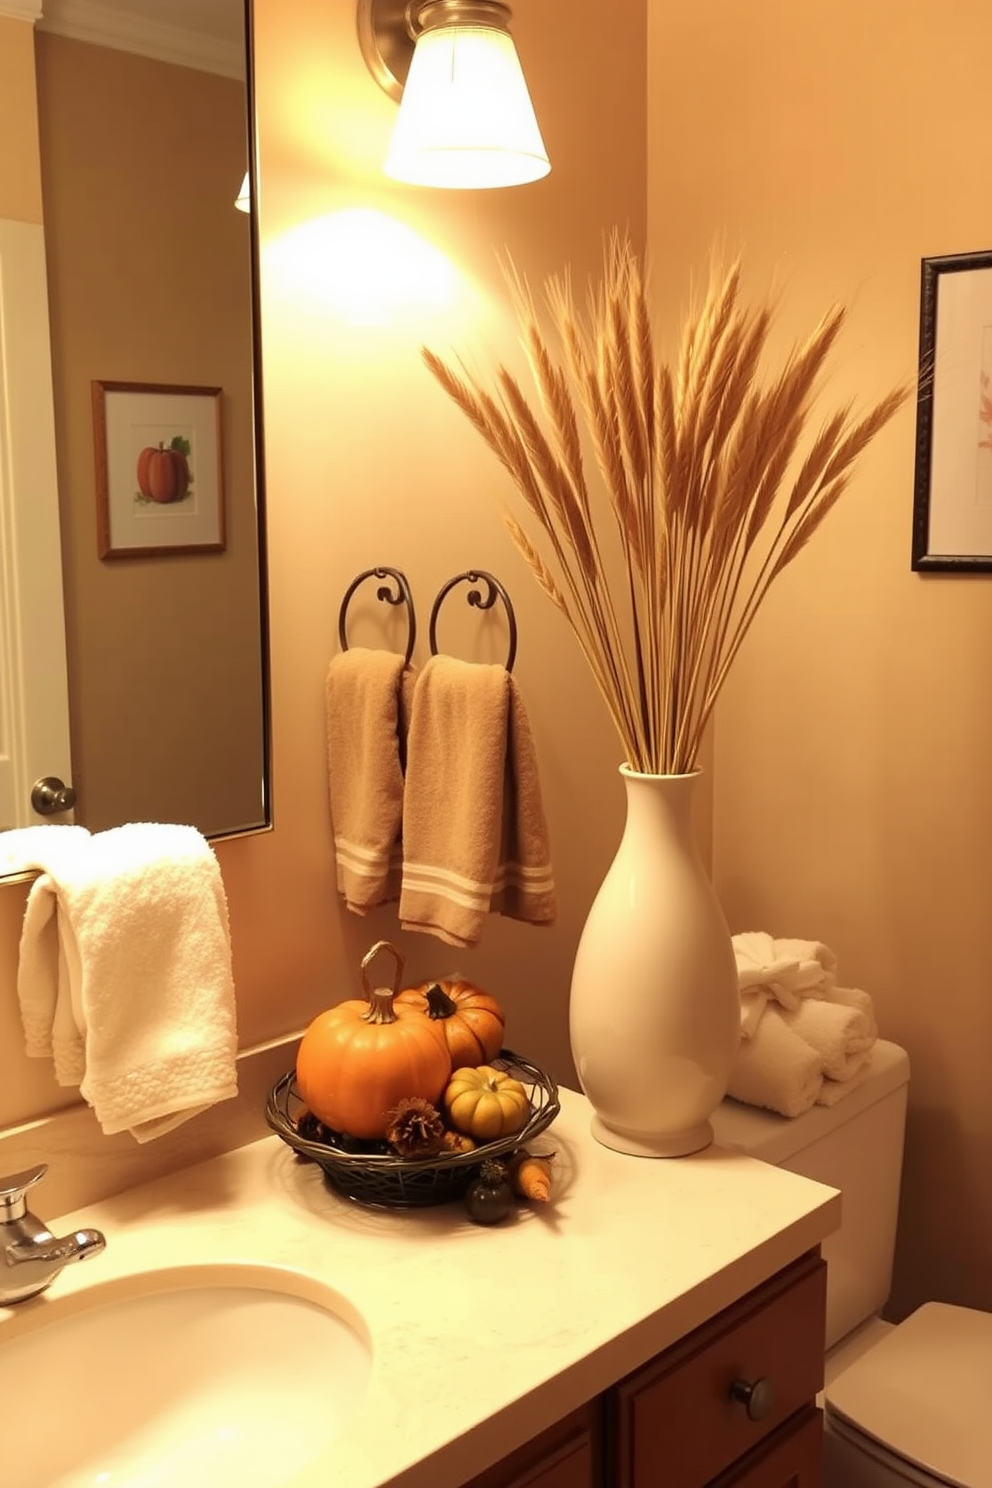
xmin=911 ymin=250 xmax=992 ymax=571
xmin=92 ymin=380 xmax=225 ymax=558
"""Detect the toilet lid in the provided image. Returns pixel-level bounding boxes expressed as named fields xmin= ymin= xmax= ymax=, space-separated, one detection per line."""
xmin=825 ymin=1303 xmax=992 ymax=1488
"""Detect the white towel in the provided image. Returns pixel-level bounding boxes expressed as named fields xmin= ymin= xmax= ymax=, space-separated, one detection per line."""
xmin=2 ymin=826 xmax=93 ymax=1060
xmin=17 ymin=823 xmax=238 ymax=1142
xmin=818 ymin=1055 xmax=874 ymax=1107
xmin=782 ymin=986 xmax=876 ymax=1081
xmin=733 ymin=930 xmax=838 ymax=1037
xmin=727 ymin=1009 xmax=825 ymax=1118
xmin=0 ymin=825 xmax=91 ymax=880
xmin=727 ymin=978 xmax=879 ymax=1118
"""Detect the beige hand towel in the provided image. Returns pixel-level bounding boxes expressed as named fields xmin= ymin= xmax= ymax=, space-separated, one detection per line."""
xmin=326 ymin=648 xmax=414 ymax=914
xmin=17 ymin=823 xmax=238 ymax=1142
xmin=490 ymin=677 xmax=557 ymax=927
xmin=399 ymin=655 xmax=555 ymax=948
xmin=726 ymin=1007 xmax=824 ymax=1118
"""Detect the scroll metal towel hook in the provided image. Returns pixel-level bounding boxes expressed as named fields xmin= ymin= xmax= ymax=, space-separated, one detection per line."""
xmin=338 ymin=566 xmax=417 ymax=667
xmin=428 ymin=569 xmax=518 ymax=673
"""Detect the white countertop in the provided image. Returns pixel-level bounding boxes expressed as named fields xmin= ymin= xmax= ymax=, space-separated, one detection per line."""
xmin=0 ymin=1087 xmax=840 ymax=1488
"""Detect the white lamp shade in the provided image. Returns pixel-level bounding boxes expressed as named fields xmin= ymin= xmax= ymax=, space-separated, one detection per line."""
xmin=384 ymin=24 xmax=550 ymax=189
xmin=235 ymin=172 xmax=251 ymax=213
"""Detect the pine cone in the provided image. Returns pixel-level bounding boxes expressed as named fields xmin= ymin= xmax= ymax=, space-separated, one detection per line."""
xmin=385 ymin=1096 xmax=446 ymax=1157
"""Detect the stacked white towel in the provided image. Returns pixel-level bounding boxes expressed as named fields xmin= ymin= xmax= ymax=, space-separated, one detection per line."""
xmin=15 ymin=822 xmax=238 ymax=1142
xmin=727 ymin=931 xmax=877 ymax=1118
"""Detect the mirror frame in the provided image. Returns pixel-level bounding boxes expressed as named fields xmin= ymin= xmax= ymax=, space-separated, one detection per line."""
xmin=0 ymin=0 xmax=273 ymax=872
xmin=240 ymin=0 xmax=274 ymax=843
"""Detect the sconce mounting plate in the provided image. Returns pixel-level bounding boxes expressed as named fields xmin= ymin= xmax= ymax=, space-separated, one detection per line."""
xmin=358 ymin=0 xmax=513 ymax=101
xmin=357 ymin=0 xmax=417 ymax=102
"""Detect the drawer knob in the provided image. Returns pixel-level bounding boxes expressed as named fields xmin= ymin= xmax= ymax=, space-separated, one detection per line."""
xmin=730 ymin=1375 xmax=775 ymax=1421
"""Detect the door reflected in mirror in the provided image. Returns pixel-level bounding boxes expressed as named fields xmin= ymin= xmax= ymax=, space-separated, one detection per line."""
xmin=14 ymin=0 xmax=270 ymax=855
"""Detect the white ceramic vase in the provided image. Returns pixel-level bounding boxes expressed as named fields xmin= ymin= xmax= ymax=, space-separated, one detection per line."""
xmin=569 ymin=766 xmax=741 ymax=1157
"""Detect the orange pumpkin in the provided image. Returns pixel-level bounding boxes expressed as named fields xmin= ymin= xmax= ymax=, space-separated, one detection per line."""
xmin=137 ymin=443 xmax=189 ymax=504
xmin=395 ymin=978 xmax=505 ymax=1069
xmin=296 ymin=942 xmax=451 ymax=1140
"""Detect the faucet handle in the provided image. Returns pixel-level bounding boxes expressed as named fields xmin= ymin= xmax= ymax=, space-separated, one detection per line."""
xmin=0 ymin=1163 xmax=48 ymax=1221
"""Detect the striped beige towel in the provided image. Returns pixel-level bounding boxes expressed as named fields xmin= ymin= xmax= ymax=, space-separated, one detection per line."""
xmin=399 ymin=655 xmax=555 ymax=948
xmin=326 ymin=648 xmax=414 ymax=914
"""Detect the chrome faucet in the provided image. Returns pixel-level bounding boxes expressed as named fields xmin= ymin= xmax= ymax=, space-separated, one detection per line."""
xmin=1 ymin=1164 xmax=106 ymax=1305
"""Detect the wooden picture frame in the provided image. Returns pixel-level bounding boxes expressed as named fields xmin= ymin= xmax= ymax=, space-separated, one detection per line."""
xmin=92 ymin=380 xmax=225 ymax=558
xmin=911 ymin=250 xmax=992 ymax=572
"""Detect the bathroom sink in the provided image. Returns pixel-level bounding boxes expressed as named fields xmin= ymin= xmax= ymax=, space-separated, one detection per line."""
xmin=0 ymin=1262 xmax=371 ymax=1488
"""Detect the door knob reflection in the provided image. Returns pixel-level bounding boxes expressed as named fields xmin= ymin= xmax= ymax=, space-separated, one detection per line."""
xmin=30 ymin=776 xmax=77 ymax=816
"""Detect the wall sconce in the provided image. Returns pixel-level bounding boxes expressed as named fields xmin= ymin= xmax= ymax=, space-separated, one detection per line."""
xmin=234 ymin=172 xmax=251 ymax=213
xmin=357 ymin=0 xmax=550 ymax=189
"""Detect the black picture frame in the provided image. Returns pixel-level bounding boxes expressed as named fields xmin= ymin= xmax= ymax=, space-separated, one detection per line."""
xmin=911 ymin=249 xmax=992 ymax=572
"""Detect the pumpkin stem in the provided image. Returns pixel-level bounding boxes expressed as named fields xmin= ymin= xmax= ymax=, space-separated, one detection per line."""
xmin=360 ymin=940 xmax=405 ymax=1001
xmin=423 ymin=982 xmax=458 ymax=1020
xmin=362 ymin=987 xmax=399 ymax=1025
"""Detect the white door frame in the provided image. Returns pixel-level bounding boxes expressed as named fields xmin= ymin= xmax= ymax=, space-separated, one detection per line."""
xmin=0 ymin=217 xmax=73 ymax=829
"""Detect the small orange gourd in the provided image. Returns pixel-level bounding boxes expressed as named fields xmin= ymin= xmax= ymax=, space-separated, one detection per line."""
xmin=395 ymin=978 xmax=505 ymax=1069
xmin=296 ymin=942 xmax=451 ymax=1140
xmin=508 ymin=1149 xmax=555 ymax=1203
xmin=443 ymin=1065 xmax=530 ymax=1142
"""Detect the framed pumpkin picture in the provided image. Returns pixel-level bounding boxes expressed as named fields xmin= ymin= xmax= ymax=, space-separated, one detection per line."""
xmin=92 ymin=380 xmax=225 ymax=558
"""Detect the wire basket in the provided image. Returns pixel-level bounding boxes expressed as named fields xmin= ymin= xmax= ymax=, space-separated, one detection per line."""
xmin=265 ymin=1050 xmax=560 ymax=1210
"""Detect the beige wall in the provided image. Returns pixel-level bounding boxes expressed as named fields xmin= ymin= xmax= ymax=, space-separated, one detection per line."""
xmin=242 ymin=0 xmax=648 ymax=1077
xmin=0 ymin=0 xmax=648 ymax=1150
xmin=645 ymin=0 xmax=992 ymax=1318
xmin=0 ymin=14 xmax=42 ymax=223
xmin=35 ymin=34 xmax=264 ymax=837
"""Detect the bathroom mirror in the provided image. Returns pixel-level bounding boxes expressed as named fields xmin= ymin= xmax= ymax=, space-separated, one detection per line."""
xmin=2 ymin=0 xmax=270 ymax=863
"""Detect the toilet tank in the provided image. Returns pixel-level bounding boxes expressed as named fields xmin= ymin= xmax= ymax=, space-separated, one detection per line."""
xmin=710 ymin=1039 xmax=910 ymax=1349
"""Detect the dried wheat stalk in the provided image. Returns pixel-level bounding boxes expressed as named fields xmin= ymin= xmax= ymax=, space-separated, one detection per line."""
xmin=422 ymin=235 xmax=909 ymax=775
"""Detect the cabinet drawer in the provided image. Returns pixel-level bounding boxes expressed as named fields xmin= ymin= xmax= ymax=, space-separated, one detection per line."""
xmin=613 ymin=1251 xmax=826 ymax=1488
xmin=713 ymin=1405 xmax=823 ymax=1487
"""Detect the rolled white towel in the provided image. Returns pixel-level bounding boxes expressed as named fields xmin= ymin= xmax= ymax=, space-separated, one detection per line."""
xmin=809 ymin=983 xmax=878 ymax=1042
xmin=726 ymin=1009 xmax=824 ymax=1118
xmin=818 ymin=1056 xmax=874 ymax=1107
xmin=781 ymin=986 xmax=875 ymax=1082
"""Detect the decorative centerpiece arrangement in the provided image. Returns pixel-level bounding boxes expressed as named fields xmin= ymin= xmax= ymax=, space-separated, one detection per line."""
xmin=422 ymin=235 xmax=908 ymax=1158
xmin=266 ymin=941 xmax=559 ymax=1220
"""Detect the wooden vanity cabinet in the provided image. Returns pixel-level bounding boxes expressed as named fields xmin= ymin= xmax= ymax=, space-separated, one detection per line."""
xmin=611 ymin=1248 xmax=827 ymax=1486
xmin=460 ymin=1405 xmax=599 ymax=1488
xmin=462 ymin=1250 xmax=826 ymax=1488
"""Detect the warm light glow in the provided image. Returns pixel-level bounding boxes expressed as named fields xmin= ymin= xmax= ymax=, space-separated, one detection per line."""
xmin=235 ymin=172 xmax=251 ymax=213
xmin=265 ymin=209 xmax=459 ymax=326
xmin=384 ymin=24 xmax=550 ymax=189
